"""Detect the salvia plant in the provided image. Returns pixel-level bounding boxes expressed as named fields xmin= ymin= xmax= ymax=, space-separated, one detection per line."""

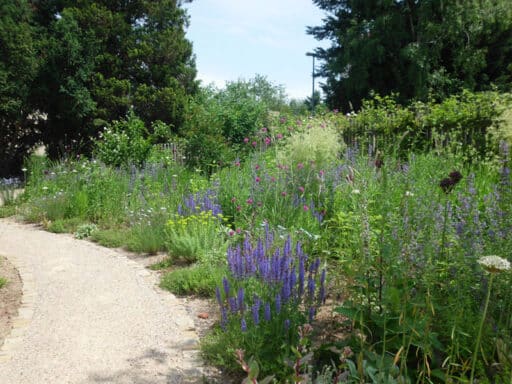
xmin=204 ymin=225 xmax=327 ymax=379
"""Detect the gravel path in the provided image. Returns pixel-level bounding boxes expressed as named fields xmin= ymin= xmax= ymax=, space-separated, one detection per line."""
xmin=0 ymin=218 xmax=203 ymax=384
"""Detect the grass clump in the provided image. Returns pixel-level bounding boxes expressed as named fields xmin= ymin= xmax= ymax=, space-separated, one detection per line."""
xmin=90 ymin=228 xmax=130 ymax=248
xmin=160 ymin=263 xmax=227 ymax=297
xmin=46 ymin=217 xmax=86 ymax=234
xmin=0 ymin=277 xmax=7 ymax=289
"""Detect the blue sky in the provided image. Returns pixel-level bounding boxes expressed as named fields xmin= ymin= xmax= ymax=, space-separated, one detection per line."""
xmin=183 ymin=0 xmax=329 ymax=100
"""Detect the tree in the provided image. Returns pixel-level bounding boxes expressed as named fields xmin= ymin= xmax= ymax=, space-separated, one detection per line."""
xmin=308 ymin=0 xmax=512 ymax=112
xmin=0 ymin=0 xmax=41 ymax=176
xmin=30 ymin=0 xmax=197 ymax=158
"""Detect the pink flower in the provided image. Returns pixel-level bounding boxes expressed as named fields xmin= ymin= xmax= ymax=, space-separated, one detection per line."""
xmin=246 ymin=198 xmax=253 ymax=205
xmin=297 ymin=163 xmax=304 ymax=170
xmin=231 ymin=197 xmax=237 ymax=203
xmin=261 ymin=127 xmax=268 ymax=132
xmin=303 ymin=205 xmax=309 ymax=211
xmin=255 ymin=177 xmax=261 ymax=183
xmin=255 ymin=164 xmax=260 ymax=170
xmin=264 ymin=137 xmax=271 ymax=145
xmin=252 ymin=141 xmax=257 ymax=147
xmin=281 ymin=191 xmax=287 ymax=197
xmin=270 ymin=176 xmax=276 ymax=182
xmin=298 ymin=186 xmax=305 ymax=193
xmin=319 ymin=170 xmax=325 ymax=176
xmin=236 ymin=228 xmax=242 ymax=234
xmin=244 ymin=137 xmax=249 ymax=143
xmin=236 ymin=205 xmax=242 ymax=212
xmin=276 ymin=133 xmax=283 ymax=140
xmin=234 ymin=161 xmax=240 ymax=167
xmin=229 ymin=230 xmax=235 ymax=236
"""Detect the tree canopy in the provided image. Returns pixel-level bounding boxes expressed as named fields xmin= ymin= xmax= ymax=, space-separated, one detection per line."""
xmin=308 ymin=0 xmax=512 ymax=111
xmin=1 ymin=0 xmax=197 ymax=175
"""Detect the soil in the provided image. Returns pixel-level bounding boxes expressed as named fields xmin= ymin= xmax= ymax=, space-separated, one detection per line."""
xmin=0 ymin=255 xmax=22 ymax=348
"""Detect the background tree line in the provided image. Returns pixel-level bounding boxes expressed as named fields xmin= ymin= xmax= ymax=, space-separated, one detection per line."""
xmin=308 ymin=0 xmax=512 ymax=112
xmin=1 ymin=0 xmax=196 ymax=176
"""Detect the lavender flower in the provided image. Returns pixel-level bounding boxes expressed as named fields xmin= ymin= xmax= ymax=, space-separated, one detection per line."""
xmin=220 ymin=306 xmax=228 ymax=330
xmin=237 ymin=288 xmax=245 ymax=313
xmin=241 ymin=318 xmax=247 ymax=332
xmin=264 ymin=302 xmax=271 ymax=322
xmin=307 ymin=276 xmax=316 ymax=301
xmin=275 ymin=293 xmax=282 ymax=314
xmin=308 ymin=307 xmax=316 ymax=323
xmin=228 ymin=297 xmax=238 ymax=313
xmin=252 ymin=303 xmax=260 ymax=325
xmin=223 ymin=277 xmax=230 ymax=297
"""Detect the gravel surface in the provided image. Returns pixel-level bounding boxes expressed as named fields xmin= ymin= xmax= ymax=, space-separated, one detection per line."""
xmin=0 ymin=218 xmax=204 ymax=384
xmin=0 ymin=255 xmax=22 ymax=345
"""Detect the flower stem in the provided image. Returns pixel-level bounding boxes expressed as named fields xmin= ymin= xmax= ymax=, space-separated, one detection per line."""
xmin=470 ymin=273 xmax=494 ymax=383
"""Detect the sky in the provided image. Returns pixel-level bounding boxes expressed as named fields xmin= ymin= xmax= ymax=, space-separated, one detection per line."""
xmin=183 ymin=0 xmax=330 ymax=100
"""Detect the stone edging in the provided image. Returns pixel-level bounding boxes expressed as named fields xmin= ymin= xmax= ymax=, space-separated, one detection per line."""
xmin=0 ymin=254 xmax=36 ymax=363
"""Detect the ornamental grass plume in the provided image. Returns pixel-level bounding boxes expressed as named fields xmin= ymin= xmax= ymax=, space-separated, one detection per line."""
xmin=470 ymin=255 xmax=510 ymax=383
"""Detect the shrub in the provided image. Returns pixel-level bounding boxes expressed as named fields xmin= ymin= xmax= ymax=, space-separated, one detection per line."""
xmin=94 ymin=110 xmax=151 ymax=167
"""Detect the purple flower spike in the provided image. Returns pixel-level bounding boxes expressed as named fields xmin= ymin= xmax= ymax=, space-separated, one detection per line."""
xmin=284 ymin=319 xmax=291 ymax=330
xmin=308 ymin=307 xmax=316 ymax=323
xmin=241 ymin=318 xmax=247 ymax=332
xmin=252 ymin=304 xmax=260 ymax=325
xmin=223 ymin=277 xmax=230 ymax=297
xmin=275 ymin=293 xmax=282 ymax=314
xmin=228 ymin=297 xmax=238 ymax=313
xmin=237 ymin=288 xmax=245 ymax=313
xmin=264 ymin=302 xmax=271 ymax=322
xmin=308 ymin=276 xmax=316 ymax=301
xmin=298 ymin=259 xmax=305 ymax=297
xmin=220 ymin=306 xmax=228 ymax=331
xmin=215 ymin=286 xmax=222 ymax=306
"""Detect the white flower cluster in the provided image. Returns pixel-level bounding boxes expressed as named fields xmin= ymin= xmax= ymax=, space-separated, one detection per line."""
xmin=478 ymin=255 xmax=511 ymax=273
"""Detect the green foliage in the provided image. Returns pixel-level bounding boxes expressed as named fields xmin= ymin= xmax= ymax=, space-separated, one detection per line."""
xmin=14 ymin=109 xmax=512 ymax=382
xmin=0 ymin=277 xmax=7 ymax=289
xmin=309 ymin=0 xmax=512 ymax=111
xmin=126 ymin=211 xmax=168 ymax=254
xmin=0 ymin=0 xmax=42 ymax=176
xmin=90 ymin=228 xmax=129 ymax=248
xmin=165 ymin=211 xmax=228 ymax=264
xmin=276 ymin=117 xmax=344 ymax=170
xmin=74 ymin=223 xmax=98 ymax=239
xmin=182 ymin=76 xmax=286 ymax=171
xmin=47 ymin=217 xmax=85 ymax=234
xmin=160 ymin=263 xmax=227 ymax=297
xmin=6 ymin=0 xmax=197 ymax=167
xmin=343 ymin=91 xmax=508 ymax=159
xmin=94 ymin=111 xmax=151 ymax=167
